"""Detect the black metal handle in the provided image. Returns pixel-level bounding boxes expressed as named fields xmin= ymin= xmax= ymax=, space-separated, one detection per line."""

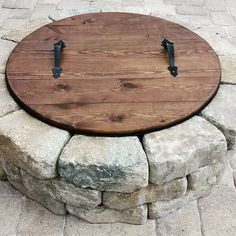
xmin=161 ymin=39 xmax=178 ymax=77
xmin=52 ymin=40 xmax=66 ymax=79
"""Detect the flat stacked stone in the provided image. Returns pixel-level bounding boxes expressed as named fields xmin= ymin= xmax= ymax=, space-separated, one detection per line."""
xmin=58 ymin=136 xmax=149 ymax=193
xmin=0 ymin=109 xmax=227 ymax=224
xmin=0 ymin=110 xmax=70 ymax=179
xmin=201 ymin=85 xmax=236 ymax=150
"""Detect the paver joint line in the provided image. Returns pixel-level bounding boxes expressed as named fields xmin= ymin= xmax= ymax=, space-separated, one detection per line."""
xmin=0 ymin=0 xmax=235 ymax=234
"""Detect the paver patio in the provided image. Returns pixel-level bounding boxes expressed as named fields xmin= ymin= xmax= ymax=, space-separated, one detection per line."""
xmin=0 ymin=0 xmax=236 ymax=235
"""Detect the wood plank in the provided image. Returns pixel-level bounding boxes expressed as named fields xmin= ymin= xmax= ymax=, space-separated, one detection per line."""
xmin=8 ymin=78 xmax=219 ymax=105
xmin=6 ymin=13 xmax=221 ymax=134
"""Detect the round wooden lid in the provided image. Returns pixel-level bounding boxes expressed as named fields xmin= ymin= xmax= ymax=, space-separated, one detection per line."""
xmin=6 ymin=12 xmax=221 ymax=135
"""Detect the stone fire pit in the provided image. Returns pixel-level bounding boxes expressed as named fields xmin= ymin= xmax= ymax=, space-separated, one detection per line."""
xmin=0 ymin=13 xmax=235 ymax=225
xmin=0 ymin=110 xmax=228 ymax=224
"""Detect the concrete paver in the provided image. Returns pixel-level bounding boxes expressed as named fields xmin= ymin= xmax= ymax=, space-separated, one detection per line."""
xmin=0 ymin=197 xmax=22 ymax=235
xmin=198 ymin=186 xmax=236 ymax=236
xmin=16 ymin=197 xmax=65 ymax=235
xmin=156 ymin=201 xmax=202 ymax=236
xmin=0 ymin=0 xmax=236 ymax=235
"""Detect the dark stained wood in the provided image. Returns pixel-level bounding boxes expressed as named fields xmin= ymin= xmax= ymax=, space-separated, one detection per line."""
xmin=6 ymin=12 xmax=221 ymax=135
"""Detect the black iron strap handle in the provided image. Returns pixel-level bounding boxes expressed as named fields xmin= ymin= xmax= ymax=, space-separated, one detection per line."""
xmin=161 ymin=39 xmax=178 ymax=77
xmin=52 ymin=40 xmax=66 ymax=79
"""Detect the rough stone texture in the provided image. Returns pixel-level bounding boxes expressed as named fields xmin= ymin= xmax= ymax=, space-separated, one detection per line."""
xmin=20 ymin=169 xmax=102 ymax=209
xmin=67 ymin=204 xmax=148 ymax=225
xmin=218 ymin=152 xmax=235 ymax=187
xmin=198 ymin=186 xmax=236 ymax=235
xmin=233 ymin=171 xmax=236 ymax=187
xmin=59 ymin=136 xmax=149 ymax=193
xmin=103 ymin=177 xmax=187 ymax=210
xmin=16 ymin=197 xmax=65 ymax=236
xmin=229 ymin=150 xmax=236 ymax=186
xmin=230 ymin=150 xmax=236 ymax=170
xmin=219 ymin=56 xmax=236 ymax=84
xmin=8 ymin=177 xmax=66 ymax=215
xmin=148 ymin=161 xmax=222 ymax=219
xmin=0 ymin=165 xmax=6 ymax=181
xmin=187 ymin=162 xmax=224 ymax=191
xmin=149 ymin=189 xmax=209 ymax=219
xmin=0 ymin=110 xmax=70 ymax=179
xmin=0 ymin=197 xmax=22 ymax=235
xmin=201 ymin=85 xmax=236 ymax=150
xmin=0 ymin=155 xmax=21 ymax=182
xmin=156 ymin=201 xmax=202 ymax=236
xmin=143 ymin=116 xmax=227 ymax=185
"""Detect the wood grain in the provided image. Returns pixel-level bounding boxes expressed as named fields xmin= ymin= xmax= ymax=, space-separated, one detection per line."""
xmin=6 ymin=12 xmax=221 ymax=135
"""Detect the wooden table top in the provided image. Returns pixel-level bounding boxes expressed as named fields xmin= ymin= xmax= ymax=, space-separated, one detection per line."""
xmin=6 ymin=12 xmax=221 ymax=135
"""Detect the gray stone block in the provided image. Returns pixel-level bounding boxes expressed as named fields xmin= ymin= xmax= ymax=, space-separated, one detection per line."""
xmin=148 ymin=161 xmax=222 ymax=219
xmin=0 ymin=156 xmax=21 ymax=182
xmin=201 ymin=85 xmax=236 ymax=150
xmin=0 ymin=165 xmax=6 ymax=181
xmin=187 ymin=162 xmax=225 ymax=191
xmin=103 ymin=177 xmax=187 ymax=210
xmin=0 ymin=110 xmax=70 ymax=179
xmin=148 ymin=187 xmax=213 ymax=219
xmin=8 ymin=177 xmax=66 ymax=215
xmin=67 ymin=204 xmax=148 ymax=225
xmin=59 ymin=135 xmax=149 ymax=193
xmin=20 ymin=169 xmax=102 ymax=209
xmin=143 ymin=116 xmax=227 ymax=185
